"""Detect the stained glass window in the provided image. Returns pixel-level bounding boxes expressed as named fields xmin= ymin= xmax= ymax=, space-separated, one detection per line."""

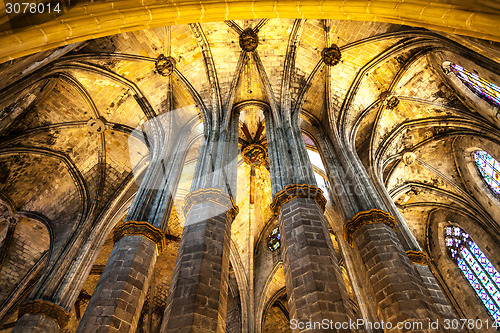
xmin=449 ymin=63 xmax=500 ymax=107
xmin=267 ymin=226 xmax=281 ymax=251
xmin=474 ymin=150 xmax=500 ymax=196
xmin=445 ymin=226 xmax=500 ymax=324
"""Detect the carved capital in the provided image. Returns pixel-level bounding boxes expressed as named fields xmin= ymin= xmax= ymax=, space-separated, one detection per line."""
xmin=18 ymin=300 xmax=70 ymax=328
xmin=183 ymin=188 xmax=239 ymax=221
xmin=113 ymin=221 xmax=167 ymax=255
xmin=271 ymin=184 xmax=326 ymax=214
xmin=406 ymin=250 xmax=430 ymax=265
xmin=343 ymin=209 xmax=397 ymax=246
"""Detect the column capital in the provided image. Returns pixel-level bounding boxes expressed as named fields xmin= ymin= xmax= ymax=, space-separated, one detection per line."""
xmin=18 ymin=300 xmax=70 ymax=328
xmin=113 ymin=221 xmax=167 ymax=255
xmin=406 ymin=250 xmax=430 ymax=265
xmin=271 ymin=184 xmax=326 ymax=214
xmin=182 ymin=188 xmax=239 ymax=221
xmin=343 ymin=209 xmax=397 ymax=246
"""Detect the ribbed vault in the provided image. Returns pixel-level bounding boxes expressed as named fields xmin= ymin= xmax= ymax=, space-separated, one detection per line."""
xmin=0 ymin=15 xmax=499 ymax=332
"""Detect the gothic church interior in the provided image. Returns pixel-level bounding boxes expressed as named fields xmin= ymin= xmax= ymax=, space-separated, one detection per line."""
xmin=0 ymin=1 xmax=500 ymax=332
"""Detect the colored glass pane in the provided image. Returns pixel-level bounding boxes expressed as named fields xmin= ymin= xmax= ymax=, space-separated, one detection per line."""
xmin=445 ymin=225 xmax=500 ymax=324
xmin=267 ymin=226 xmax=281 ymax=251
xmin=474 ymin=151 xmax=500 ymax=196
xmin=469 ymin=242 xmax=500 ymax=285
xmin=450 ymin=63 xmax=500 ymax=107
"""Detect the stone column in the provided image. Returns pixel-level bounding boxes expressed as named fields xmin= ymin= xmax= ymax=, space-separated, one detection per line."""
xmin=264 ymin=104 xmax=353 ymax=331
xmin=376 ymin=176 xmax=458 ymax=324
xmin=406 ymin=251 xmax=459 ymax=328
xmin=160 ymin=189 xmax=238 ymax=332
xmin=313 ymin=128 xmax=382 ymax=328
xmin=273 ymin=185 xmax=352 ymax=332
xmin=76 ymin=224 xmax=165 ymax=333
xmin=75 ymin=160 xmax=175 ymax=333
xmin=368 ymin=149 xmax=458 ymax=325
xmin=14 ymin=300 xmax=69 ymax=333
xmin=344 ymin=210 xmax=441 ymax=332
xmin=76 ymin=125 xmax=190 ymax=333
xmin=315 ymin=127 xmax=452 ymax=331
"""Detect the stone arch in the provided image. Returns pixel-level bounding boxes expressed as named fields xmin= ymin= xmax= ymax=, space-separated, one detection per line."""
xmin=254 ymin=216 xmax=284 ymax=332
xmin=0 ymin=148 xmax=88 ymax=250
xmin=262 ymin=287 xmax=290 ymax=333
xmin=0 ymin=215 xmax=50 ymax=327
xmin=431 ymin=51 xmax=500 ymax=126
xmin=453 ymin=135 xmax=500 ymax=227
xmin=228 ymin=240 xmax=248 ymax=333
xmin=256 ymin=263 xmax=286 ymax=333
xmin=2 ymin=1 xmax=500 ymax=63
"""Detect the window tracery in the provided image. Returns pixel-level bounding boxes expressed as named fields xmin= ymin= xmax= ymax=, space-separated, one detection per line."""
xmin=473 ymin=150 xmax=500 ymax=196
xmin=449 ymin=63 xmax=500 ymax=107
xmin=267 ymin=226 xmax=281 ymax=251
xmin=445 ymin=226 xmax=500 ymax=324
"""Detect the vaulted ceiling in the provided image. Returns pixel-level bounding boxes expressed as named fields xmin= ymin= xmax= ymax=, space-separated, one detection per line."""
xmin=1 ymin=16 xmax=500 ymax=331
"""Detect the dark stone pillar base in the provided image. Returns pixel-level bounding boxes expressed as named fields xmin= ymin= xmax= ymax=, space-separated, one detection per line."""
xmin=406 ymin=251 xmax=458 ymax=324
xmin=13 ymin=300 xmax=69 ymax=333
xmin=13 ymin=314 xmax=60 ymax=333
xmin=278 ymin=196 xmax=352 ymax=333
xmin=76 ymin=235 xmax=157 ymax=333
xmin=413 ymin=264 xmax=459 ymax=327
xmin=161 ymin=197 xmax=234 ymax=333
xmin=345 ymin=210 xmax=441 ymax=332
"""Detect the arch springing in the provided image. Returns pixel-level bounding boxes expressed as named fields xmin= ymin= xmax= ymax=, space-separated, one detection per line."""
xmin=449 ymin=63 xmax=500 ymax=107
xmin=445 ymin=226 xmax=500 ymax=324
xmin=473 ymin=150 xmax=500 ymax=196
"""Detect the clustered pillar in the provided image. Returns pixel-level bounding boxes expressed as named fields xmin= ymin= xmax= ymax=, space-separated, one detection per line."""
xmin=316 ymin=128 xmax=458 ymax=332
xmin=160 ymin=189 xmax=238 ymax=332
xmin=76 ymin=225 xmax=164 ymax=332
xmin=274 ymin=186 xmax=352 ymax=332
xmin=264 ymin=103 xmax=354 ymax=331
xmin=74 ymin=117 xmax=189 ymax=332
xmin=369 ymin=151 xmax=459 ymax=327
xmin=344 ymin=210 xmax=440 ymax=331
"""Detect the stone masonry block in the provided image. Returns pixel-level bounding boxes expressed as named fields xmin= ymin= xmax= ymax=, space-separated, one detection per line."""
xmin=352 ymin=223 xmax=447 ymax=332
xmin=76 ymin=235 xmax=157 ymax=333
xmin=161 ymin=201 xmax=232 ymax=332
xmin=279 ymin=197 xmax=352 ymax=333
